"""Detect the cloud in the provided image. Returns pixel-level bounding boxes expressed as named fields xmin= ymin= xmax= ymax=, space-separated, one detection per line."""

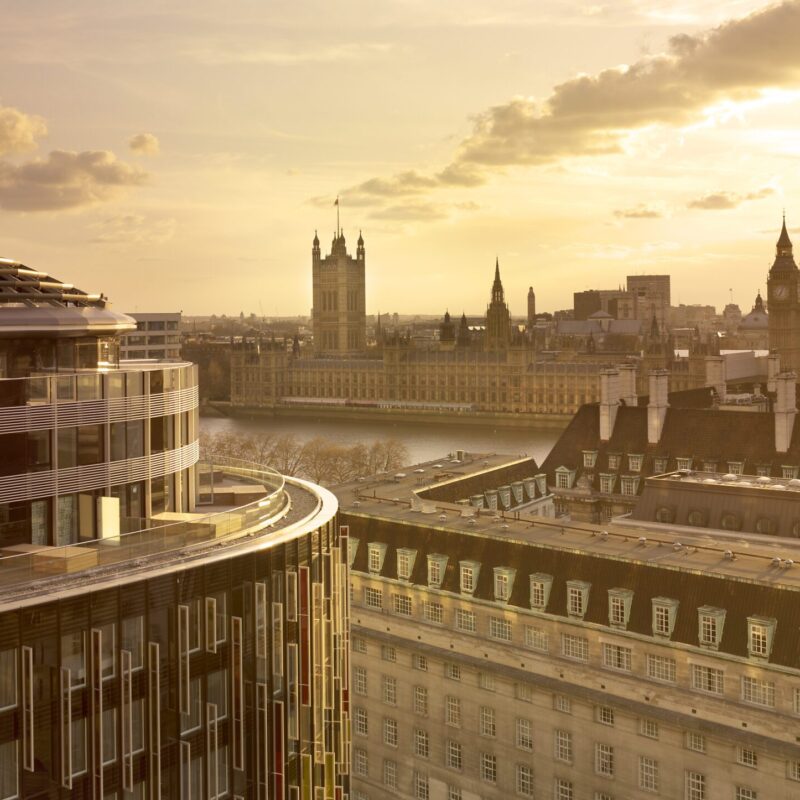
xmin=687 ymin=186 xmax=774 ymax=210
xmin=89 ymin=213 xmax=176 ymax=245
xmin=187 ymin=42 xmax=394 ymax=66
xmin=129 ymin=132 xmax=160 ymax=156
xmin=0 ymin=105 xmax=47 ymax=156
xmin=614 ymin=204 xmax=663 ymax=218
xmin=327 ymin=1 xmax=800 ymax=213
xmin=368 ymin=202 xmax=449 ymax=222
xmin=0 ymin=150 xmax=148 ymax=211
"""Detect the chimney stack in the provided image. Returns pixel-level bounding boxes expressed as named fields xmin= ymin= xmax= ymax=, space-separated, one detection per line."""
xmin=647 ymin=369 xmax=669 ymax=445
xmin=767 ymin=353 xmax=781 ymax=393
xmin=599 ymin=369 xmax=620 ymax=441
xmin=774 ymin=372 xmax=797 ymax=454
xmin=617 ymin=364 xmax=638 ymax=406
xmin=705 ymin=355 xmax=726 ymax=403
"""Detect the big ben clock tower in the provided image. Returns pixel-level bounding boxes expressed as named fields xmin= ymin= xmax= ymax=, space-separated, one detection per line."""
xmin=768 ymin=216 xmax=800 ymax=373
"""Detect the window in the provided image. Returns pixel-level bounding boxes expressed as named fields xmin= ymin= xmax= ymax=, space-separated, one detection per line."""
xmin=529 ymin=573 xmax=553 ymax=610
xmin=621 ymin=476 xmax=639 ymax=496
xmin=737 ymin=747 xmax=757 ymax=768
xmin=446 ymin=740 xmax=462 ymax=770
xmin=368 ymin=542 xmax=387 ymax=574
xmin=676 ymin=458 xmax=692 ymax=470
xmin=741 ymin=676 xmax=775 ymax=707
xmin=414 ymin=771 xmax=429 ymax=800
xmin=517 ymin=764 xmax=534 ymax=796
xmin=596 ymin=706 xmax=614 ymax=726
xmin=691 ymin=664 xmax=724 ymax=695
xmin=555 ymin=779 xmax=573 ymax=800
xmin=480 ymin=753 xmax=497 ymax=783
xmin=639 ymin=756 xmax=659 ymax=792
xmin=0 ymin=740 xmax=18 ymax=800
xmin=383 ymin=718 xmax=398 ymax=747
xmin=0 ymin=650 xmax=17 ymax=710
xmin=382 ymin=676 xmax=397 ymax=705
xmin=455 ymin=608 xmax=476 ymax=633
xmin=747 ymin=617 xmax=776 ymax=659
xmin=728 ymin=461 xmax=743 ymax=475
xmin=735 ymin=789 xmax=757 ymax=800
xmin=556 ymin=468 xmax=575 ymax=489
xmin=629 ymin=454 xmax=643 ymax=471
xmin=353 ymin=637 xmax=367 ymax=654
xmin=479 ymin=706 xmax=496 ymax=737
xmin=794 ymin=687 xmax=800 ymax=715
xmin=685 ymin=771 xmax=705 ymax=800
xmin=554 ymin=730 xmax=572 ymax=762
xmin=427 ymin=555 xmax=447 ymax=588
xmin=447 ymin=787 xmax=461 ymax=800
xmin=459 ymin=561 xmax=479 ymax=594
xmin=561 ymin=633 xmax=588 ymax=661
xmin=595 ymin=743 xmax=614 ymax=776
xmin=393 ymin=595 xmax=412 ymax=616
xmin=602 ymin=643 xmax=632 ymax=672
xmin=607 ymin=454 xmax=620 ymax=470
xmin=353 ymin=748 xmax=368 ymax=777
xmin=685 ymin=732 xmax=705 ymax=753
xmin=121 ymin=616 xmax=144 ymax=670
xmin=756 ymin=465 xmax=771 ymax=478
xmin=567 ymin=581 xmax=590 ymax=618
xmin=516 ymin=718 xmax=533 ymax=751
xmin=397 ymin=548 xmax=417 ymax=580
xmin=583 ymin=450 xmax=598 ymax=468
xmin=364 ymin=587 xmax=382 ymax=609
xmin=478 ymin=672 xmax=495 ymax=691
xmin=653 ymin=457 xmax=669 ymax=473
xmin=525 ymin=626 xmax=549 ymax=652
xmin=381 ymin=645 xmax=396 ymax=662
xmin=639 ymin=718 xmax=659 ymax=739
xmin=382 ymin=759 xmax=396 ymax=788
xmin=489 ymin=617 xmax=512 ymax=641
xmin=647 ymin=654 xmax=676 ymax=683
xmin=493 ymin=567 xmax=515 ymax=602
xmin=698 ymin=607 xmax=725 ymax=649
xmin=353 ymin=666 xmax=367 ymax=696
xmin=445 ymin=663 xmax=460 ymax=681
xmin=607 ymin=588 xmax=633 ymax=629
xmin=445 ymin=696 xmax=461 ymax=726
xmin=414 ymin=728 xmax=429 ymax=758
xmin=515 ymin=683 xmax=533 ymax=702
xmin=414 ymin=686 xmax=428 ymax=715
xmin=354 ymin=707 xmax=368 ymax=736
xmin=413 ymin=654 xmax=428 ymax=671
xmin=788 ymin=761 xmax=800 ymax=781
xmin=423 ymin=601 xmax=444 ymax=624
xmin=652 ymin=598 xmax=679 ymax=638
xmin=599 ymin=473 xmax=616 ymax=494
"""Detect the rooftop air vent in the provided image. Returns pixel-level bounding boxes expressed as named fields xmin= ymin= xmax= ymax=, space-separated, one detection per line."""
xmin=673 ymin=542 xmax=682 ymax=552
xmin=638 ymin=536 xmax=647 ymax=546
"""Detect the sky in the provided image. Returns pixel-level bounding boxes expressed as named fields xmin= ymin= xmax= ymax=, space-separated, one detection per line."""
xmin=2 ymin=0 xmax=800 ymax=316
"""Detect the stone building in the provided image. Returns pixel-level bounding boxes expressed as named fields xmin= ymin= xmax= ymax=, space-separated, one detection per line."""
xmin=768 ymin=217 xmax=800 ymax=373
xmin=337 ymin=456 xmax=800 ymax=800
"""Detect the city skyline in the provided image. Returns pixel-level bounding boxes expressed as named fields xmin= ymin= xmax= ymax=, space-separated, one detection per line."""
xmin=2 ymin=1 xmax=800 ymax=315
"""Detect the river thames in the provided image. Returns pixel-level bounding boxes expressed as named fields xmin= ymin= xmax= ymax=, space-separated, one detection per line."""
xmin=200 ymin=414 xmax=564 ymax=466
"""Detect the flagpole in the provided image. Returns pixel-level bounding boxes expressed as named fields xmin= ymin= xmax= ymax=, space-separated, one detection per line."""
xmin=336 ymin=196 xmax=340 ymax=237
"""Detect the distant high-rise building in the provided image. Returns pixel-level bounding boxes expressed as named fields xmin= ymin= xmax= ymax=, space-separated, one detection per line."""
xmin=626 ymin=274 xmax=670 ymax=330
xmin=485 ymin=258 xmax=512 ymax=350
xmin=527 ymin=286 xmax=536 ymax=328
xmin=312 ymin=229 xmax=366 ymax=355
xmin=767 ymin=217 xmax=800 ymax=372
xmin=120 ymin=311 xmax=182 ymax=360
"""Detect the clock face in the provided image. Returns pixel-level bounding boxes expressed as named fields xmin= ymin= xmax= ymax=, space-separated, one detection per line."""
xmin=773 ymin=284 xmax=789 ymax=301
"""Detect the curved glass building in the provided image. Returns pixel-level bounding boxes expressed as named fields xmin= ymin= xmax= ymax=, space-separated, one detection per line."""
xmin=0 ymin=260 xmax=349 ymax=800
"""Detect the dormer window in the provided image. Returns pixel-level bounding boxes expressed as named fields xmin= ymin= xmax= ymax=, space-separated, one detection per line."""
xmin=607 ymin=454 xmax=620 ymax=471
xmin=653 ymin=457 xmax=669 ymax=474
xmin=529 ymin=573 xmax=553 ymax=611
xmin=367 ymin=542 xmax=387 ymax=574
xmin=608 ymin=589 xmax=633 ymax=629
xmin=348 ymin=538 xmax=359 ymax=568
xmin=676 ymin=457 xmax=692 ymax=471
xmin=566 ymin=581 xmax=590 ymax=619
xmin=620 ymin=476 xmax=640 ymax=496
xmin=652 ymin=597 xmax=679 ymax=638
xmin=493 ymin=567 xmax=516 ymax=603
xmin=756 ymin=464 xmax=771 ymax=477
xmin=727 ymin=461 xmax=743 ymax=476
xmin=397 ymin=548 xmax=417 ymax=581
xmin=459 ymin=561 xmax=480 ymax=595
xmin=702 ymin=461 xmax=717 ymax=473
xmin=427 ymin=555 xmax=448 ymax=588
xmin=582 ymin=450 xmax=598 ymax=469
xmin=783 ymin=466 xmax=799 ymax=480
xmin=628 ymin=454 xmax=643 ymax=472
xmin=555 ymin=467 xmax=576 ymax=490
xmin=534 ymin=474 xmax=547 ymax=496
xmin=599 ymin=474 xmax=616 ymax=494
xmin=698 ymin=606 xmax=726 ymax=649
xmin=747 ymin=616 xmax=777 ymax=660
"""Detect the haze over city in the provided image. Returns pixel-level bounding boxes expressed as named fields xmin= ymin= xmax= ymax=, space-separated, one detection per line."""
xmin=2 ymin=0 xmax=800 ymax=315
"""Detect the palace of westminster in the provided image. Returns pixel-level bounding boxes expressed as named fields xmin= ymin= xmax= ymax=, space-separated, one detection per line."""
xmin=230 ymin=220 xmax=798 ymax=417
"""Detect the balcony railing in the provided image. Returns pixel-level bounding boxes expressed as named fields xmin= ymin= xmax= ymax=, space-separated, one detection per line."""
xmin=0 ymin=457 xmax=287 ymax=596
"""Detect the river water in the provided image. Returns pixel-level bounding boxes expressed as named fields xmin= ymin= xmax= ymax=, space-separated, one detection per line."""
xmin=200 ymin=414 xmax=563 ymax=467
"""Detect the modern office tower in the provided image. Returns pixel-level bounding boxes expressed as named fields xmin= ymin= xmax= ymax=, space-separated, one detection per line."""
xmin=0 ymin=258 xmax=350 ymax=799
xmin=120 ymin=312 xmax=182 ymax=360
xmin=337 ymin=457 xmax=800 ymax=800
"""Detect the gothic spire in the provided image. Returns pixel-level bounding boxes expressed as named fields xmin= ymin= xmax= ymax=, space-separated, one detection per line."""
xmin=778 ymin=213 xmax=793 ymax=253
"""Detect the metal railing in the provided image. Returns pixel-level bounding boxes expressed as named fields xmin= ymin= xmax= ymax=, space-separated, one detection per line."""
xmin=0 ymin=457 xmax=287 ymax=594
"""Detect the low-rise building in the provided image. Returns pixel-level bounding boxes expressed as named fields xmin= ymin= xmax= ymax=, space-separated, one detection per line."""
xmin=120 ymin=311 xmax=182 ymax=360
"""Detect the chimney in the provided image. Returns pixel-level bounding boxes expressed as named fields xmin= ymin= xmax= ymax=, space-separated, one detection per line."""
xmin=600 ymin=369 xmax=620 ymax=441
xmin=617 ymin=364 xmax=638 ymax=406
xmin=647 ymin=369 xmax=669 ymax=445
xmin=774 ymin=372 xmax=797 ymax=453
xmin=705 ymin=355 xmax=726 ymax=403
xmin=767 ymin=353 xmax=781 ymax=393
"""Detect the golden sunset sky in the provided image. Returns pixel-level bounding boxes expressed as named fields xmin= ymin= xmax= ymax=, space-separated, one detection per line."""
xmin=2 ymin=0 xmax=800 ymax=316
